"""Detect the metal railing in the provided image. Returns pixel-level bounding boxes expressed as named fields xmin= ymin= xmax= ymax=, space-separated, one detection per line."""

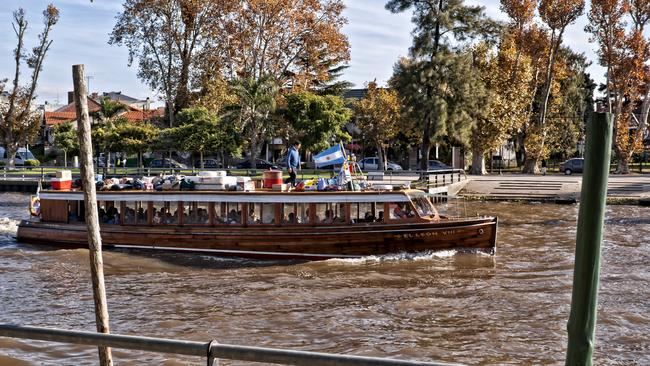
xmin=0 ymin=324 xmax=460 ymax=366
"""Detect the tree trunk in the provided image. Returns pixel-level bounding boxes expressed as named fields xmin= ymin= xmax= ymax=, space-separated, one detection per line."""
xmin=4 ymin=142 xmax=18 ymax=170
xmin=523 ymin=158 xmax=539 ymax=174
xmin=250 ymin=124 xmax=258 ymax=173
xmin=64 ymin=150 xmax=68 ymax=168
xmin=615 ymin=151 xmax=630 ymax=174
xmin=376 ymin=143 xmax=385 ymax=171
xmin=419 ymin=117 xmax=431 ymax=171
xmin=200 ymin=150 xmax=204 ymax=169
xmin=166 ymin=101 xmax=175 ymax=127
xmin=470 ymin=148 xmax=487 ymax=175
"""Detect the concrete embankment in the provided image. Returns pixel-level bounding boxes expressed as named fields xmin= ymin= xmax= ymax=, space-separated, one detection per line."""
xmin=461 ymin=174 xmax=650 ymax=205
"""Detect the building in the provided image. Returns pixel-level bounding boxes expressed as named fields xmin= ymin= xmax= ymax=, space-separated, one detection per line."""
xmin=41 ymin=91 xmax=163 ymax=149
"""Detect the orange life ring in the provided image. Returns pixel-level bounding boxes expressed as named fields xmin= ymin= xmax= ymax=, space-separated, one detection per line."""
xmin=29 ymin=196 xmax=41 ymax=217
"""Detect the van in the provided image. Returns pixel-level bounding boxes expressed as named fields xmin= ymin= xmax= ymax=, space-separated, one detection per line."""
xmin=0 ymin=147 xmax=37 ymax=165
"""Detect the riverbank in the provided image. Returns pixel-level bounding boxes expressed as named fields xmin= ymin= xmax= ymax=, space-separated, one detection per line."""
xmin=460 ymin=174 xmax=650 ymax=205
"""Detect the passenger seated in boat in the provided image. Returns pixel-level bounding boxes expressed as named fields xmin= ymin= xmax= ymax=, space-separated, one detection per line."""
xmin=248 ymin=209 xmax=259 ymax=224
xmin=153 ymin=211 xmax=162 ymax=224
xmin=322 ymin=210 xmax=334 ymax=224
xmin=106 ymin=207 xmax=120 ymax=224
xmin=98 ymin=208 xmax=108 ymax=223
xmin=393 ymin=203 xmax=410 ymax=219
xmin=137 ymin=207 xmax=145 ymax=221
xmin=198 ymin=208 xmax=209 ymax=224
xmin=286 ymin=212 xmax=297 ymax=224
xmin=376 ymin=211 xmax=384 ymax=223
xmin=227 ymin=209 xmax=239 ymax=224
xmin=364 ymin=211 xmax=375 ymax=222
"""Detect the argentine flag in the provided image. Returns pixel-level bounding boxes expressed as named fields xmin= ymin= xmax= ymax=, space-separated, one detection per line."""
xmin=314 ymin=145 xmax=345 ymax=168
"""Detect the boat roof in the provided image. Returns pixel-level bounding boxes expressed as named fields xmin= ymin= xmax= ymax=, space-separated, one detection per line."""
xmin=39 ymin=189 xmax=424 ymax=203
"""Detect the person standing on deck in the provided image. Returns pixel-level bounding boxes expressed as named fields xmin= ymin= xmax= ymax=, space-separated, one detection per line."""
xmin=285 ymin=141 xmax=301 ymax=187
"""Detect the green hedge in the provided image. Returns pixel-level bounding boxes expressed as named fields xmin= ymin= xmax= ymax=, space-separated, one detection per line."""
xmin=24 ymin=159 xmax=40 ymax=167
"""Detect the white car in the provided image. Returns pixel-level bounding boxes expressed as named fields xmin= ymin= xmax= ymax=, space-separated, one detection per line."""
xmin=357 ymin=157 xmax=403 ymax=171
xmin=0 ymin=147 xmax=36 ymax=165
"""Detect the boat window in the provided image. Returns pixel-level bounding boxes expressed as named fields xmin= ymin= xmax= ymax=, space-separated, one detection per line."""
xmin=68 ymin=201 xmax=85 ymax=222
xmin=248 ymin=203 xmax=275 ymax=224
xmin=282 ymin=203 xmax=308 ymax=224
xmin=99 ymin=201 xmax=121 ymax=224
xmin=183 ymin=202 xmax=209 ymax=225
xmin=351 ymin=202 xmax=382 ymax=224
xmin=124 ymin=202 xmax=146 ymax=225
xmin=389 ymin=202 xmax=415 ymax=220
xmin=407 ymin=193 xmax=437 ymax=217
xmin=213 ymin=203 xmax=226 ymax=224
xmin=152 ymin=201 xmax=179 ymax=225
xmin=220 ymin=202 xmax=241 ymax=225
xmin=314 ymin=203 xmax=345 ymax=224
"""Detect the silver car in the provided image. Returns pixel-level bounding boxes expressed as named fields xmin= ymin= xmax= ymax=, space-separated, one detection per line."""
xmin=358 ymin=157 xmax=403 ymax=171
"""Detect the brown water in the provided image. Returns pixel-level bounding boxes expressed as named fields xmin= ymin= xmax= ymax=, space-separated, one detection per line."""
xmin=0 ymin=192 xmax=649 ymax=365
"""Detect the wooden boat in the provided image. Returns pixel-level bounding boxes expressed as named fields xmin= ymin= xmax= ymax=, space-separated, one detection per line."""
xmin=17 ymin=189 xmax=497 ymax=260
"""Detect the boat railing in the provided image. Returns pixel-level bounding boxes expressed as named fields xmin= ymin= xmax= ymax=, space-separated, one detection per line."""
xmin=0 ymin=324 xmax=460 ymax=366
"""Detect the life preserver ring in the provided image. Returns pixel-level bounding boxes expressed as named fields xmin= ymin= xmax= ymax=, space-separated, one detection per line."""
xmin=29 ymin=196 xmax=41 ymax=217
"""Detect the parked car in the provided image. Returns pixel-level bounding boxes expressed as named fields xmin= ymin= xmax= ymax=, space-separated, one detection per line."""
xmin=194 ymin=159 xmax=222 ymax=169
xmin=0 ymin=147 xmax=36 ymax=165
xmin=357 ymin=157 xmax=403 ymax=171
xmin=235 ymin=159 xmax=279 ymax=170
xmin=559 ymin=158 xmax=584 ymax=175
xmin=428 ymin=160 xmax=453 ymax=171
xmin=148 ymin=158 xmax=187 ymax=169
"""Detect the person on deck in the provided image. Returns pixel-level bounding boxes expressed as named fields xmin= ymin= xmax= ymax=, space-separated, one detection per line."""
xmin=285 ymin=141 xmax=301 ymax=187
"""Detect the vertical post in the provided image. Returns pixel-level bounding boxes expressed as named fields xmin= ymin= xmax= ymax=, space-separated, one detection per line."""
xmin=565 ymin=113 xmax=613 ymax=366
xmin=73 ymin=64 xmax=113 ymax=366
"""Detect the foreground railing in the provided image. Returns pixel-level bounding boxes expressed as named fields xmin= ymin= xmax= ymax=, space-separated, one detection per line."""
xmin=0 ymin=324 xmax=460 ymax=366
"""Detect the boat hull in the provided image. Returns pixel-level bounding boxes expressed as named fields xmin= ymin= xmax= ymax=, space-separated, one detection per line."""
xmin=16 ymin=218 xmax=497 ymax=260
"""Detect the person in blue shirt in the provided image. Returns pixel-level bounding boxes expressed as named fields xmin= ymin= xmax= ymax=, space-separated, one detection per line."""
xmin=284 ymin=141 xmax=301 ymax=187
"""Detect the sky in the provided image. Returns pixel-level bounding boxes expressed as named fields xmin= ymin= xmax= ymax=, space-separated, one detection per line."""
xmin=0 ymin=0 xmax=605 ymax=106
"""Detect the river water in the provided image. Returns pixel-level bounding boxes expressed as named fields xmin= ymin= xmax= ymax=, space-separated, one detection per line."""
xmin=0 ymin=192 xmax=648 ymax=365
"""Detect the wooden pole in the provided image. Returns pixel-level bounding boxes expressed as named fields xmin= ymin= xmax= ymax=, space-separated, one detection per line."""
xmin=73 ymin=64 xmax=113 ymax=366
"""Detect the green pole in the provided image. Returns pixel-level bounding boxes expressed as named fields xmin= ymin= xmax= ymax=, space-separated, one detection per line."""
xmin=565 ymin=112 xmax=613 ymax=365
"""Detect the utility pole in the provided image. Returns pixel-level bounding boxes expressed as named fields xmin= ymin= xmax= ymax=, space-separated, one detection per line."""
xmin=73 ymin=64 xmax=113 ymax=366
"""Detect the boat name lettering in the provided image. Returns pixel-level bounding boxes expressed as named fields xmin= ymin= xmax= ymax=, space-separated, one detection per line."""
xmin=400 ymin=229 xmax=457 ymax=239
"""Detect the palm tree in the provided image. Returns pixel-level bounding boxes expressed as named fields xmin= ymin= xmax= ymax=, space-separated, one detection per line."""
xmin=227 ymin=76 xmax=278 ymax=171
xmin=92 ymin=97 xmax=128 ymax=123
xmin=91 ymin=97 xmax=128 ymax=175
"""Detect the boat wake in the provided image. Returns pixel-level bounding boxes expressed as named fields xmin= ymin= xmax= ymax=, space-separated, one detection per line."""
xmin=326 ymin=249 xmax=486 ymax=265
xmin=0 ymin=217 xmax=18 ymax=237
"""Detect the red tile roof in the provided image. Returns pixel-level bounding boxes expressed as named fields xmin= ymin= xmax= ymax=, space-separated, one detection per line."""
xmin=122 ymin=109 xmax=164 ymax=122
xmin=44 ymin=111 xmax=77 ymax=125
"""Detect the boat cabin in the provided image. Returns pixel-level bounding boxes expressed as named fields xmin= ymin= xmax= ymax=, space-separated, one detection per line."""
xmin=37 ymin=190 xmax=440 ymax=227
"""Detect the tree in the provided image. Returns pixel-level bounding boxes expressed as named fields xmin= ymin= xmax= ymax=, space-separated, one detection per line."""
xmin=52 ymin=122 xmax=79 ymax=167
xmin=522 ymin=0 xmax=584 ymax=173
xmin=283 ymin=91 xmax=352 ymax=154
xmin=0 ymin=5 xmax=59 ymax=168
xmin=385 ymin=0 xmax=500 ymax=170
xmin=106 ymin=118 xmax=159 ymax=168
xmin=207 ymin=0 xmax=350 ymax=89
xmin=91 ymin=97 xmax=128 ymax=175
xmin=110 ymin=0 xmax=229 ymax=126
xmin=226 ymin=76 xmax=279 ymax=170
xmin=586 ymin=0 xmax=650 ymax=173
xmin=354 ymin=81 xmax=401 ymax=170
xmin=469 ymin=38 xmax=533 ymax=175
xmin=162 ymin=107 xmax=235 ymax=167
